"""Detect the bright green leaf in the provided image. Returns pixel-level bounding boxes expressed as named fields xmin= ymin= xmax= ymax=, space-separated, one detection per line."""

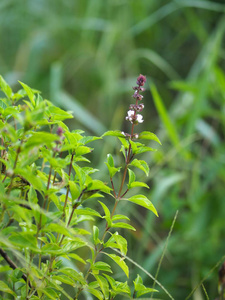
xmin=123 ymin=195 xmax=158 ymax=217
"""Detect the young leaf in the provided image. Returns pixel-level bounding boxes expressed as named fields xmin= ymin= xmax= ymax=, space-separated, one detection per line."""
xmin=123 ymin=195 xmax=158 ymax=217
xmin=139 ymin=131 xmax=162 ymax=144
xmin=0 ymin=76 xmax=13 ymax=99
xmin=129 ymin=159 xmax=149 ymax=176
xmin=93 ymin=225 xmax=100 ymax=245
xmin=134 ymin=274 xmax=158 ymax=297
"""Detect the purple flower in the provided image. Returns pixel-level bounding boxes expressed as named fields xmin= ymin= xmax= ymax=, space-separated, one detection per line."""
xmin=136 ymin=74 xmax=146 ymax=87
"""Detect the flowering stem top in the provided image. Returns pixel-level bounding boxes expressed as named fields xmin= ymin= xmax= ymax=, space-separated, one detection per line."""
xmin=125 ymin=74 xmax=146 ymax=138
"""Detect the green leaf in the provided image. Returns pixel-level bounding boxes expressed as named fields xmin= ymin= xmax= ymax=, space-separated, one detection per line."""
xmin=103 ymin=274 xmax=131 ymax=296
xmin=129 ymin=159 xmax=149 ymax=176
xmin=134 ymin=274 xmax=158 ymax=297
xmin=102 ymin=130 xmax=126 ymax=138
xmin=9 ymin=232 xmax=38 ymax=251
xmin=139 ymin=131 xmax=162 ymax=144
xmin=105 ymin=163 xmax=121 ymax=178
xmin=113 ymin=233 xmax=128 ymax=256
xmin=42 ymin=223 xmax=72 ymax=237
xmin=128 ymin=181 xmax=149 ymax=189
xmin=14 ymin=168 xmax=45 ymax=191
xmin=95 ymin=275 xmax=109 ymax=299
xmin=69 ymin=181 xmax=80 ymax=201
xmin=92 ymin=261 xmax=112 ymax=273
xmin=128 ymin=168 xmax=135 ymax=186
xmin=47 ymin=105 xmax=73 ymax=121
xmin=112 ymin=214 xmax=130 ymax=222
xmin=87 ymin=180 xmax=111 ymax=194
xmin=123 ymin=195 xmax=158 ymax=217
xmin=93 ymin=225 xmax=100 ymax=245
xmin=19 ymin=81 xmax=36 ymax=106
xmin=76 ymin=207 xmax=102 ymax=218
xmin=0 ymin=281 xmax=16 ymax=296
xmin=112 ymin=222 xmax=136 ymax=231
xmin=40 ymin=287 xmax=59 ymax=300
xmin=68 ymin=253 xmax=86 ymax=264
xmin=58 ymin=268 xmax=86 ymax=285
xmin=0 ymin=76 xmax=13 ymax=99
xmin=104 ymin=253 xmax=129 ymax=277
xmin=51 ymin=275 xmax=75 ymax=286
xmin=27 ymin=132 xmax=59 ymax=148
xmin=134 ymin=146 xmax=157 ymax=155
xmin=98 ymin=201 xmax=112 ymax=227
xmin=105 ymin=154 xmax=121 ymax=178
xmin=86 ymin=287 xmax=104 ymax=300
xmin=107 ymin=153 xmax=114 ymax=167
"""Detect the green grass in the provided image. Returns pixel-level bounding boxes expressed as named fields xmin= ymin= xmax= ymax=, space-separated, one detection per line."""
xmin=1 ymin=0 xmax=225 ymax=299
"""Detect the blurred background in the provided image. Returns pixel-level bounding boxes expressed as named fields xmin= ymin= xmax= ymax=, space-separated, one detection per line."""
xmin=1 ymin=0 xmax=225 ymax=299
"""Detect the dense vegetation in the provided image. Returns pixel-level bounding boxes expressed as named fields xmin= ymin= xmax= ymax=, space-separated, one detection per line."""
xmin=1 ymin=0 xmax=225 ymax=299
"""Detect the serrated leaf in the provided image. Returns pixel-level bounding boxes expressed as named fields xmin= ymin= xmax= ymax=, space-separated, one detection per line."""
xmin=104 ymin=253 xmax=129 ymax=277
xmin=129 ymin=159 xmax=149 ymax=176
xmin=123 ymin=195 xmax=158 ymax=216
xmin=139 ymin=131 xmax=161 ymax=144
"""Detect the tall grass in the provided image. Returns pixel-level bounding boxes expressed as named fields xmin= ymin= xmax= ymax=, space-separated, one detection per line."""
xmin=1 ymin=0 xmax=225 ymax=298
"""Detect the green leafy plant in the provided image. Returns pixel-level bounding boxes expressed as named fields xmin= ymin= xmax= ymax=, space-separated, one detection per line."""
xmin=0 ymin=74 xmax=161 ymax=299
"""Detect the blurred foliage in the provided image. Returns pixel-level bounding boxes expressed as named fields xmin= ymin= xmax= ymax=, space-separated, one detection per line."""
xmin=1 ymin=0 xmax=225 ymax=299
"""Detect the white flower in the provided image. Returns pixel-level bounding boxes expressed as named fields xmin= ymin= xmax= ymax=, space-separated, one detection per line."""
xmin=136 ymin=114 xmax=144 ymax=123
xmin=125 ymin=110 xmax=135 ymax=122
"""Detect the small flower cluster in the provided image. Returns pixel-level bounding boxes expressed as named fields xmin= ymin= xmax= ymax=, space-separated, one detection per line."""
xmin=125 ymin=74 xmax=146 ymax=125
